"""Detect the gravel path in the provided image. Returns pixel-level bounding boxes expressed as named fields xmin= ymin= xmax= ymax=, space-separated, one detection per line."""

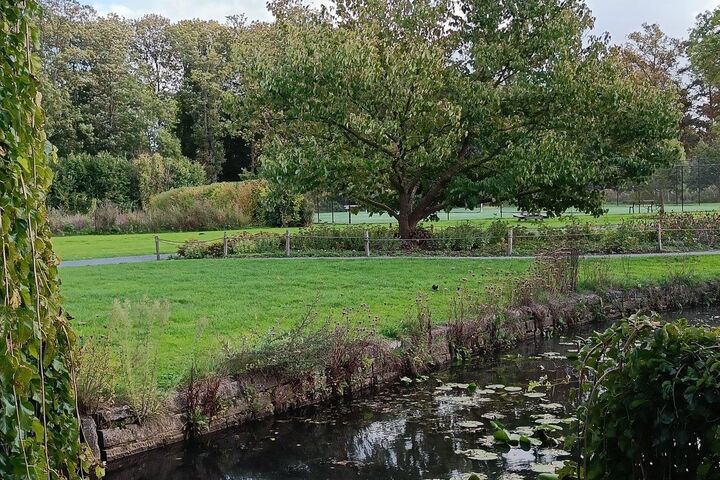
xmin=58 ymin=250 xmax=720 ymax=268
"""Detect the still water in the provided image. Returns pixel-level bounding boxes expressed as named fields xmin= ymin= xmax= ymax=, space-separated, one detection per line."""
xmin=108 ymin=309 xmax=720 ymax=480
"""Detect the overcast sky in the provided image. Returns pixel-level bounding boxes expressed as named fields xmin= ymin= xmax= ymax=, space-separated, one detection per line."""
xmin=92 ymin=0 xmax=720 ymax=43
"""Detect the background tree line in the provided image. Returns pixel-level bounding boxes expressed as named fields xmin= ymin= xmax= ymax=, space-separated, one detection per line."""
xmin=39 ymin=0 xmax=257 ymax=213
xmin=39 ymin=0 xmax=720 ymax=220
xmin=615 ymin=16 xmax=720 ymax=201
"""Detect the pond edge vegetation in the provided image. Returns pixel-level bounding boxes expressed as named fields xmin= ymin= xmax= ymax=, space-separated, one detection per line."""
xmin=76 ymin=253 xmax=720 ymax=468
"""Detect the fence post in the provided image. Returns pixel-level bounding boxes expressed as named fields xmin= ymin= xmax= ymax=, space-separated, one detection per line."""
xmin=154 ymin=235 xmax=160 ymax=261
xmin=364 ymin=230 xmax=370 ymax=257
xmin=657 ymin=221 xmax=663 ymax=253
xmin=507 ymin=228 xmax=514 ymax=257
xmin=285 ymin=230 xmax=291 ymax=257
xmin=223 ymin=231 xmax=228 ymax=258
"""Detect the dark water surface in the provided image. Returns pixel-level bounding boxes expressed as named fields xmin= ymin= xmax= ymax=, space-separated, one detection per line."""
xmin=108 ymin=309 xmax=720 ymax=480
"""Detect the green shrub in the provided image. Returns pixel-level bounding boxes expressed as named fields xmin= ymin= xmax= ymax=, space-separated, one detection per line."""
xmin=149 ymin=181 xmax=263 ymax=231
xmin=572 ymin=316 xmax=720 ymax=479
xmin=255 ymin=184 xmax=315 ymax=227
xmin=49 ymin=152 xmax=138 ymax=211
xmin=134 ymin=153 xmax=207 ymax=207
xmin=149 ymin=180 xmax=313 ymax=231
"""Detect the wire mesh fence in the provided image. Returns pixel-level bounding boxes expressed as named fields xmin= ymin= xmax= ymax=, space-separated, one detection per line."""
xmin=157 ymin=215 xmax=720 ymax=260
xmin=308 ymin=163 xmax=720 ymax=225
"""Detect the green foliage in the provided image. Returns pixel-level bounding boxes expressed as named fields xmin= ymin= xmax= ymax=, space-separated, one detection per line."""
xmin=0 ymin=1 xmax=86 ymax=477
xmin=73 ymin=337 xmax=115 ymax=416
xmin=573 ymin=315 xmax=720 ymax=479
xmin=255 ymin=184 xmax=315 ymax=228
xmin=235 ymin=0 xmax=682 ymax=237
xmin=110 ymin=300 xmax=169 ymax=424
xmin=169 ymin=19 xmax=238 ymax=178
xmin=49 ymin=152 xmax=207 ymax=213
xmin=149 ymin=180 xmax=313 ymax=231
xmin=40 ymin=4 xmax=175 ymax=158
xmin=49 ymin=152 xmax=137 ymax=211
xmin=689 ymin=7 xmax=720 ymax=88
xmin=149 ymin=181 xmax=262 ymax=231
xmin=222 ymin=308 xmax=393 ymax=396
xmin=134 ymin=153 xmax=206 ymax=207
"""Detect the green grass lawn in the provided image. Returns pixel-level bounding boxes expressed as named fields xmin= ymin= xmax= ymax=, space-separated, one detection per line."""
xmin=53 ymin=226 xmax=288 ymax=261
xmin=61 ymin=255 xmax=720 ymax=386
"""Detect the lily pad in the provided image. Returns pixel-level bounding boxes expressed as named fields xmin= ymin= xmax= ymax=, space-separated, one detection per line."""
xmin=449 ymin=474 xmax=488 ymax=480
xmin=539 ymin=448 xmax=571 ymax=457
xmin=503 ymin=386 xmax=523 ymax=392
xmin=523 ymin=392 xmax=546 ymax=398
xmin=530 ymin=461 xmax=565 ymax=473
xmin=485 ymin=384 xmax=505 ymax=390
xmin=481 ymin=412 xmax=505 ymax=420
xmin=455 ymin=448 xmax=499 ymax=461
xmin=457 ymin=420 xmax=483 ymax=429
xmin=445 ymin=383 xmax=471 ymax=390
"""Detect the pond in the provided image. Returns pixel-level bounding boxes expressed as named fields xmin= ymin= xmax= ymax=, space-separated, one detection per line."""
xmin=107 ymin=309 xmax=720 ymax=480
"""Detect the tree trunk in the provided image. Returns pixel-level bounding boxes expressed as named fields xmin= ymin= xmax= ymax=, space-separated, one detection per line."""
xmin=397 ymin=191 xmax=417 ymax=239
xmin=398 ymin=213 xmax=415 ymax=239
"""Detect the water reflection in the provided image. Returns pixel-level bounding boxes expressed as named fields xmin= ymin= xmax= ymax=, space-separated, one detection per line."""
xmin=108 ymin=308 xmax=720 ymax=480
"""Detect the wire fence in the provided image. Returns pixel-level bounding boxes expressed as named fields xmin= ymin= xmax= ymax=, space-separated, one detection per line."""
xmin=155 ymin=221 xmax=720 ymax=260
xmin=308 ymin=163 xmax=720 ymax=225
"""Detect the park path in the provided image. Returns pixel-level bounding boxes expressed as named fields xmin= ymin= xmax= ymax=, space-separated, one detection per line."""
xmin=59 ymin=250 xmax=720 ymax=268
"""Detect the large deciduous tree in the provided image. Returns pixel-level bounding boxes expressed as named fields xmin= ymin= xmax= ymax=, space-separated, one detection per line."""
xmin=234 ymin=0 xmax=682 ymax=238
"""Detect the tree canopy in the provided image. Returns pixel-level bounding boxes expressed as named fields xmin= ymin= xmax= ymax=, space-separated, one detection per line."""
xmin=233 ymin=0 xmax=682 ymax=237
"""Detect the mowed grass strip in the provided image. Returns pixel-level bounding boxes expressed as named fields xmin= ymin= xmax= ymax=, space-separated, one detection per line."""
xmin=60 ymin=255 xmax=720 ymax=386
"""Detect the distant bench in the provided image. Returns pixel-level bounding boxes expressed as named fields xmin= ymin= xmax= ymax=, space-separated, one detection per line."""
xmin=513 ymin=212 xmax=547 ymax=222
xmin=628 ymin=201 xmax=655 ymax=214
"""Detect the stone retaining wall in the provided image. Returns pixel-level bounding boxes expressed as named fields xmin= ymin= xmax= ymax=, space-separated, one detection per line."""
xmin=84 ymin=280 xmax=720 ymax=468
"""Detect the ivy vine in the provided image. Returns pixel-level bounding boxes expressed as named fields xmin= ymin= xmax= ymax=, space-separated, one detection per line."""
xmin=1 ymin=1 xmax=90 ymax=478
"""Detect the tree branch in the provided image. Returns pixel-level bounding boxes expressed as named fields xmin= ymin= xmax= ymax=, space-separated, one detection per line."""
xmin=357 ymin=196 xmax=399 ymax=220
xmin=326 ymin=119 xmax=397 ymax=159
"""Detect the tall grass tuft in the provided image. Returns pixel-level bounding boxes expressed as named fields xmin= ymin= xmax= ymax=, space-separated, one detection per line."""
xmin=110 ymin=299 xmax=170 ymax=424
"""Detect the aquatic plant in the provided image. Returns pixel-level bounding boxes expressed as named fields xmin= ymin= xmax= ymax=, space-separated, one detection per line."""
xmin=568 ymin=315 xmax=720 ymax=479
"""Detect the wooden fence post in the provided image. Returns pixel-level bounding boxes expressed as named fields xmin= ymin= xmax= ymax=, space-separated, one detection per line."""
xmin=364 ymin=230 xmax=370 ymax=257
xmin=657 ymin=221 xmax=663 ymax=252
xmin=223 ymin=231 xmax=228 ymax=258
xmin=285 ymin=230 xmax=291 ymax=257
xmin=155 ymin=235 xmax=160 ymax=261
xmin=507 ymin=228 xmax=514 ymax=257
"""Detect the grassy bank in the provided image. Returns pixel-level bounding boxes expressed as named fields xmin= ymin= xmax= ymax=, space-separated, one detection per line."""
xmin=60 ymin=255 xmax=720 ymax=387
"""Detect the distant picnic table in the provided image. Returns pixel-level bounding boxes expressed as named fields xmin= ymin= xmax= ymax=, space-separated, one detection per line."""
xmin=628 ymin=200 xmax=655 ymax=214
xmin=513 ymin=211 xmax=547 ymax=222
